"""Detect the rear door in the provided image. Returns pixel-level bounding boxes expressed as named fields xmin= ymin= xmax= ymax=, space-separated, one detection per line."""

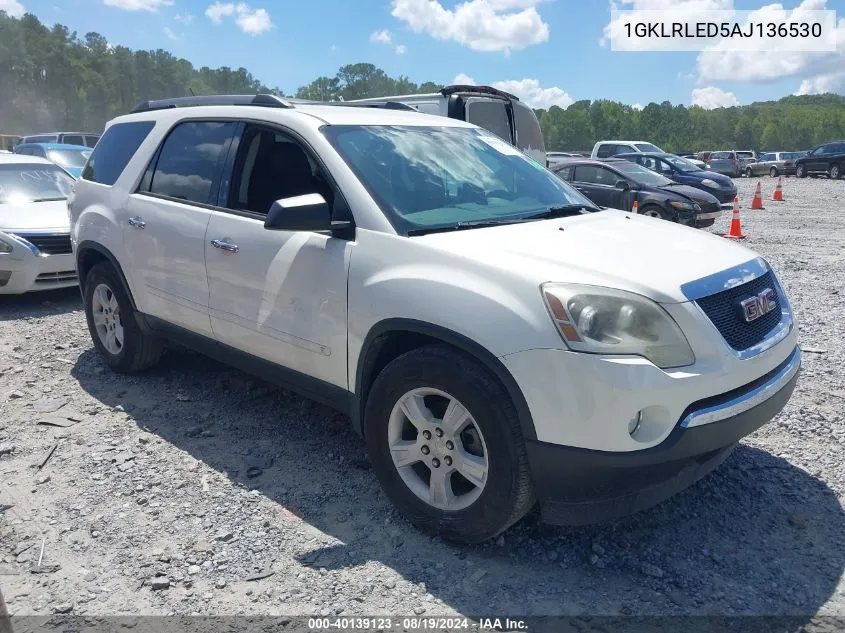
xmin=125 ymin=120 xmax=239 ymax=335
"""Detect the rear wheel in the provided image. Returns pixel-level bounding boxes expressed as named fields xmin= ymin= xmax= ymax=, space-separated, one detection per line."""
xmin=796 ymin=164 xmax=806 ymax=178
xmin=84 ymin=262 xmax=163 ymax=373
xmin=364 ymin=345 xmax=535 ymax=544
xmin=770 ymin=167 xmax=778 ymax=178
xmin=745 ymin=166 xmax=753 ymax=178
xmin=830 ymin=163 xmax=841 ymax=180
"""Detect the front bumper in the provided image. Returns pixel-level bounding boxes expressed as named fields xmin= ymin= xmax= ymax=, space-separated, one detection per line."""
xmin=0 ymin=234 xmax=77 ymax=294
xmin=526 ymin=345 xmax=801 ymax=525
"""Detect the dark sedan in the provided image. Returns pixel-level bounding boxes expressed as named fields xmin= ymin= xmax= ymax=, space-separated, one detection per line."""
xmin=615 ymin=152 xmax=737 ymax=208
xmin=550 ymin=158 xmax=723 ymax=228
xmin=795 ymin=140 xmax=845 ymax=179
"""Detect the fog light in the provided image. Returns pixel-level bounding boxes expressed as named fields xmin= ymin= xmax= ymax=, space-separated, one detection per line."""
xmin=0 ymin=271 xmax=11 ymax=287
xmin=628 ymin=410 xmax=643 ymax=437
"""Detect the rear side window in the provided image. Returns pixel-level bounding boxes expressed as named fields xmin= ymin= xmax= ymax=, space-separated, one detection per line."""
xmin=596 ymin=144 xmax=615 ymax=158
xmin=82 ymin=121 xmax=155 ymax=185
xmin=466 ymin=100 xmax=512 ymax=143
xmin=553 ymin=165 xmax=572 ymax=180
xmin=84 ymin=135 xmax=100 ymax=147
xmin=514 ymin=105 xmax=544 ymax=153
xmin=573 ymin=165 xmax=615 ymax=184
xmin=146 ymin=121 xmax=238 ymax=205
xmin=63 ymin=135 xmax=85 ymax=146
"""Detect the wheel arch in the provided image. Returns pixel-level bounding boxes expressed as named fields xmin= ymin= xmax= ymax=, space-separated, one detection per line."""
xmin=354 ymin=318 xmax=537 ymax=442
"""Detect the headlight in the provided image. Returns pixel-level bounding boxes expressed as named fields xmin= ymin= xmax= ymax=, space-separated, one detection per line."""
xmin=0 ymin=236 xmax=14 ymax=254
xmin=670 ymin=200 xmax=700 ymax=211
xmin=541 ymin=283 xmax=695 ymax=369
xmin=700 ymin=179 xmax=718 ymax=187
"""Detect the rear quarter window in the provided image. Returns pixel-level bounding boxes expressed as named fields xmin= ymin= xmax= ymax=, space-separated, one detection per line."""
xmin=466 ymin=100 xmax=512 ymax=143
xmin=82 ymin=121 xmax=155 ymax=186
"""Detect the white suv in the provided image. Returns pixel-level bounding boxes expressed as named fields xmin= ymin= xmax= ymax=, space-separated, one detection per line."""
xmin=69 ymin=94 xmax=801 ymax=543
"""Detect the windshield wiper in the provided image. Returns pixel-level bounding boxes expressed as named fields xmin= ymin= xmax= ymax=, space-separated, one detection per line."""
xmin=523 ymin=204 xmax=597 ymax=219
xmin=31 ymin=196 xmax=68 ymax=202
xmin=407 ymin=217 xmax=535 ymax=236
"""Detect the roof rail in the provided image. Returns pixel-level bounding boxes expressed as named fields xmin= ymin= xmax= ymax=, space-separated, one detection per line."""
xmin=330 ymin=101 xmax=417 ymax=111
xmin=440 ymin=84 xmax=520 ymax=102
xmin=130 ymin=93 xmax=293 ymax=113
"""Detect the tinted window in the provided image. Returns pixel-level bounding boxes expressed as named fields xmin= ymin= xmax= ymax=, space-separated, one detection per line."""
xmin=467 ymin=100 xmax=512 ymax=143
xmin=147 ymin=121 xmax=237 ymax=204
xmin=84 ymin=135 xmax=100 ymax=147
xmin=83 ymin=121 xmax=155 ymax=185
xmin=62 ymin=135 xmax=85 ymax=146
xmin=831 ymin=143 xmax=845 ymax=153
xmin=711 ymin=151 xmax=732 ymax=159
xmin=574 ymin=165 xmax=616 ymax=184
xmin=736 ymin=151 xmax=754 ymax=159
xmin=226 ymin=125 xmax=333 ymax=216
xmin=760 ymin=153 xmax=775 ymax=161
xmin=514 ymin=104 xmax=544 ymax=153
xmin=596 ymin=144 xmax=615 ymax=158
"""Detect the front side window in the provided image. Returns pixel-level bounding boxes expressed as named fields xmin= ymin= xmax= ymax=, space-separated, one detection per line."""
xmin=147 ymin=121 xmax=238 ymax=204
xmin=324 ymin=125 xmax=597 ymax=234
xmin=466 ymin=100 xmax=512 ymax=143
xmin=0 ymin=163 xmax=75 ymax=204
xmin=83 ymin=121 xmax=155 ymax=186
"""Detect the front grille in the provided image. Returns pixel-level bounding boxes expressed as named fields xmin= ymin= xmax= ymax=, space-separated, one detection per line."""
xmin=35 ymin=271 xmax=77 ymax=284
xmin=13 ymin=233 xmax=72 ymax=255
xmin=695 ymin=271 xmax=782 ymax=351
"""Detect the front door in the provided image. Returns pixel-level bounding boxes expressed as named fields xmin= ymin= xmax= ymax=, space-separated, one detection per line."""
xmin=205 ymin=124 xmax=352 ymax=389
xmin=571 ymin=164 xmax=624 ymax=209
xmin=124 ymin=120 xmax=239 ymax=336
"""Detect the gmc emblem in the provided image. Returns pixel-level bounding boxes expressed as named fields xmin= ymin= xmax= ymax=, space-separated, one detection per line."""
xmin=739 ymin=288 xmax=777 ymax=323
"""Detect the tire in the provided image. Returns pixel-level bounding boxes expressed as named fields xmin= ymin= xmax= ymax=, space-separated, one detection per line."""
xmin=770 ymin=167 xmax=778 ymax=178
xmin=364 ymin=344 xmax=535 ymax=544
xmin=639 ymin=204 xmax=670 ymax=221
xmin=745 ymin=167 xmax=753 ymax=178
xmin=796 ymin=164 xmax=806 ymax=178
xmin=83 ymin=262 xmax=163 ymax=373
xmin=830 ymin=163 xmax=841 ymax=180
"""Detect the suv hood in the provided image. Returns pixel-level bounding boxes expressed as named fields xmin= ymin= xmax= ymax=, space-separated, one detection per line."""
xmin=0 ymin=199 xmax=70 ymax=232
xmin=416 ymin=210 xmax=757 ymax=304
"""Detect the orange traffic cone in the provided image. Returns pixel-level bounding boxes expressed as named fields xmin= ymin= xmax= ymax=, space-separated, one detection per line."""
xmin=721 ymin=196 xmax=746 ymax=239
xmin=632 ymin=199 xmax=639 ymax=213
xmin=751 ymin=181 xmax=765 ymax=209
xmin=772 ymin=176 xmax=784 ymax=201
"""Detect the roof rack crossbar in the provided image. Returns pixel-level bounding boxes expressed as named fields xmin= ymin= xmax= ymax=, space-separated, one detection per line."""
xmin=131 ymin=93 xmax=293 ymax=113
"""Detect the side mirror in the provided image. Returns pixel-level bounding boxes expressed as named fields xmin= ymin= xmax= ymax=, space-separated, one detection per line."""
xmin=615 ymin=179 xmax=630 ymax=191
xmin=264 ymin=193 xmax=352 ymax=233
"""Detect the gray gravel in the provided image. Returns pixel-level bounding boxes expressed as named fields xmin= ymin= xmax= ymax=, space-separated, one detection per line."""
xmin=0 ymin=175 xmax=843 ymax=621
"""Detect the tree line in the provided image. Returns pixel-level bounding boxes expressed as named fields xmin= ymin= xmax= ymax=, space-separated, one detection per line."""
xmin=2 ymin=11 xmax=844 ymax=152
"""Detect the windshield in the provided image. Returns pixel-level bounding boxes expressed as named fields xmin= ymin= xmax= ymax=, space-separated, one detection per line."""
xmin=323 ymin=125 xmax=599 ymax=234
xmin=613 ymin=161 xmax=674 ymax=186
xmin=0 ymin=164 xmax=75 ymax=204
xmin=664 ymin=155 xmax=702 ymax=172
xmin=47 ymin=148 xmax=91 ymax=169
xmin=634 ymin=143 xmax=663 ymax=153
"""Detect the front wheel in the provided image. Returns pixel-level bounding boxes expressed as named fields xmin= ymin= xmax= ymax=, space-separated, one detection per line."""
xmin=364 ymin=345 xmax=535 ymax=544
xmin=796 ymin=164 xmax=806 ymax=178
xmin=830 ymin=163 xmax=841 ymax=179
xmin=639 ymin=204 xmax=670 ymax=221
xmin=84 ymin=262 xmax=163 ymax=373
xmin=770 ymin=167 xmax=778 ymax=178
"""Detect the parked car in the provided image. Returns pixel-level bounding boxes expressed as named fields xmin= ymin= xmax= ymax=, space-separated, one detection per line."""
xmin=547 ymin=151 xmax=581 ymax=166
xmin=19 ymin=132 xmax=100 ymax=148
xmin=614 ymin=152 xmax=737 ymax=208
xmin=0 ymin=154 xmax=78 ymax=294
xmin=745 ymin=152 xmax=801 ymax=178
xmin=346 ymin=84 xmax=546 ymax=165
xmin=551 ymin=157 xmax=723 ymax=227
xmin=679 ymin=154 xmax=708 ymax=169
xmin=590 ymin=140 xmax=665 ymax=159
xmin=794 ymin=141 xmax=845 ymax=179
xmin=704 ymin=151 xmax=741 ymax=177
xmin=736 ymin=150 xmax=757 ymax=173
xmin=69 ymin=93 xmax=799 ymax=543
xmin=13 ymin=143 xmax=92 ymax=178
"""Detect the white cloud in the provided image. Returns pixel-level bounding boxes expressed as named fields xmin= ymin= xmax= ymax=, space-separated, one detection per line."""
xmin=103 ymin=0 xmax=173 ymax=10
xmin=796 ymin=72 xmax=845 ymax=95
xmin=695 ymin=0 xmax=845 ymax=89
xmin=163 ymin=26 xmax=178 ymax=40
xmin=174 ymin=12 xmax=194 ymax=24
xmin=632 ymin=103 xmax=644 ymax=110
xmin=391 ymin=0 xmax=550 ymax=53
xmin=370 ymin=29 xmax=392 ymax=44
xmin=601 ymin=0 xmax=733 ymax=49
xmin=205 ymin=2 xmax=273 ymax=35
xmin=0 ymin=0 xmax=25 ymax=17
xmin=691 ymin=86 xmax=739 ymax=109
xmin=395 ymin=44 xmax=407 ymax=54
xmin=451 ymin=74 xmax=572 ymax=109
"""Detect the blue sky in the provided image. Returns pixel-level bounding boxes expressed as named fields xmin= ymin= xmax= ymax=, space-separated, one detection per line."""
xmin=4 ymin=0 xmax=844 ymax=109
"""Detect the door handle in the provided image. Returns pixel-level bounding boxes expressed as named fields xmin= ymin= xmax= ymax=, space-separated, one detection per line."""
xmin=128 ymin=216 xmax=146 ymax=229
xmin=210 ymin=238 xmax=239 ymax=254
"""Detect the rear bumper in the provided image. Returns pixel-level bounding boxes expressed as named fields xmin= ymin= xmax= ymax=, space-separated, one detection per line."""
xmin=525 ymin=345 xmax=801 ymax=525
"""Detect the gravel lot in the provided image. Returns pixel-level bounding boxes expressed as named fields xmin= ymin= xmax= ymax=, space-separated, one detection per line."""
xmin=1 ymin=175 xmax=844 ymax=626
